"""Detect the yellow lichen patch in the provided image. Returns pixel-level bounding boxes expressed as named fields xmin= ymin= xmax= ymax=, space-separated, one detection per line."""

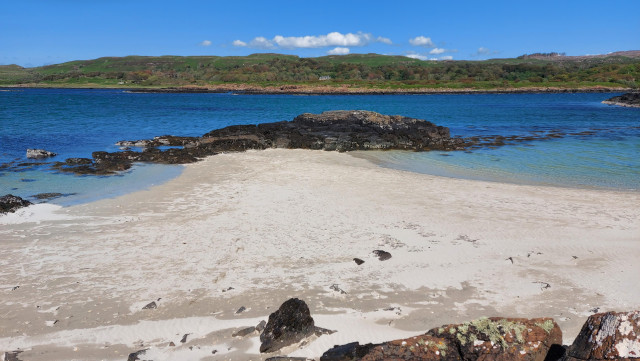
xmin=535 ymin=319 xmax=555 ymax=334
xmin=463 ymin=317 xmax=528 ymax=349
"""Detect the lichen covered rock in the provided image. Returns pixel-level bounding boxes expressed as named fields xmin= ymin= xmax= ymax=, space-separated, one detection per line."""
xmin=564 ymin=310 xmax=640 ymax=360
xmin=322 ymin=317 xmax=561 ymax=361
xmin=426 ymin=317 xmax=562 ymax=361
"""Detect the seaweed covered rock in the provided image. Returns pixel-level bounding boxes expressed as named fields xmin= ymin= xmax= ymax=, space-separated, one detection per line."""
xmin=0 ymin=194 xmax=32 ymax=214
xmin=564 ymin=311 xmax=640 ymax=360
xmin=260 ymin=298 xmax=316 ymax=353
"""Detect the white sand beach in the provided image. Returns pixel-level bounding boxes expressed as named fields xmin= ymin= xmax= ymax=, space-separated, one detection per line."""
xmin=1 ymin=149 xmax=639 ymax=361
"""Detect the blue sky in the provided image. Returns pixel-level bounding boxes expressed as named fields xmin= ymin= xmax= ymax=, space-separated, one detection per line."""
xmin=2 ymin=0 xmax=639 ymax=67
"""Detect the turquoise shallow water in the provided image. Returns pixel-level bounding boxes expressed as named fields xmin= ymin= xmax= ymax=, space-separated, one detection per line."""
xmin=0 ymin=89 xmax=638 ymax=205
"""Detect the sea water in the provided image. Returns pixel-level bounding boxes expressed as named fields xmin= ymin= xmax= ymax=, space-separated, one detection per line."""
xmin=1 ymin=89 xmax=638 ymax=206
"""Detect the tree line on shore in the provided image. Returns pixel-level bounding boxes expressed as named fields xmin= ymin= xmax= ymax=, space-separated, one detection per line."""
xmin=1 ymin=53 xmax=638 ymax=89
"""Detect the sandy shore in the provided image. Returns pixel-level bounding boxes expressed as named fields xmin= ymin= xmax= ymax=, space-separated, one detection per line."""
xmin=1 ymin=149 xmax=639 ymax=360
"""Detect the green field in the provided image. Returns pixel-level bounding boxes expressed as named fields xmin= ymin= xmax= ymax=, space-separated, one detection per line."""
xmin=1 ymin=52 xmax=638 ymax=90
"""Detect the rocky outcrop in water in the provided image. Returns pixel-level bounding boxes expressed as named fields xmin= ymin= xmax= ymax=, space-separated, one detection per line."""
xmin=602 ymin=92 xmax=640 ymax=108
xmin=46 ymin=109 xmax=616 ymax=176
xmin=26 ymin=148 xmax=57 ymax=159
xmin=52 ymin=110 xmax=466 ymax=175
xmin=0 ymin=194 xmax=32 ymax=214
xmin=563 ymin=311 xmax=640 ymax=360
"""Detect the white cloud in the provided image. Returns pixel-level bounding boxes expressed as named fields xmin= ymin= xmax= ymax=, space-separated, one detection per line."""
xmin=249 ymin=36 xmax=275 ymax=49
xmin=327 ymin=47 xmax=350 ymax=55
xmin=273 ymin=32 xmax=372 ymax=48
xmin=429 ymin=47 xmax=446 ymax=55
xmin=405 ymin=53 xmax=428 ymax=60
xmin=199 ymin=40 xmax=212 ymax=47
xmin=438 ymin=55 xmax=453 ymax=60
xmin=409 ymin=36 xmax=434 ymax=47
xmin=475 ymin=47 xmax=491 ymax=56
xmin=233 ymin=32 xmax=391 ymax=50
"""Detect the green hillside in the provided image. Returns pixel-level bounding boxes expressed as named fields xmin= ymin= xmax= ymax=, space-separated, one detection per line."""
xmin=1 ymin=52 xmax=638 ymax=90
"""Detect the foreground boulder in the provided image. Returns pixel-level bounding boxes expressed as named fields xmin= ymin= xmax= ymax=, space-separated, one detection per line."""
xmin=426 ymin=317 xmax=562 ymax=361
xmin=26 ymin=148 xmax=57 ymax=159
xmin=322 ymin=317 xmax=561 ymax=361
xmin=260 ymin=298 xmax=316 ymax=353
xmin=602 ymin=92 xmax=640 ymax=108
xmin=564 ymin=311 xmax=640 ymax=360
xmin=0 ymin=194 xmax=32 ymax=214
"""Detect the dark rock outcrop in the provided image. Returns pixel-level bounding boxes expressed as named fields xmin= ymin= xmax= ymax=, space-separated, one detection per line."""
xmin=603 ymin=92 xmax=640 ymax=108
xmin=0 ymin=194 xmax=32 ymax=214
xmin=322 ymin=317 xmax=561 ymax=361
xmin=563 ymin=311 xmax=640 ymax=360
xmin=52 ymin=110 xmax=465 ymax=175
xmin=116 ymin=135 xmax=199 ymax=148
xmin=26 ymin=148 xmax=57 ymax=159
xmin=260 ymin=298 xmax=316 ymax=353
xmin=48 ymin=109 xmax=596 ymax=176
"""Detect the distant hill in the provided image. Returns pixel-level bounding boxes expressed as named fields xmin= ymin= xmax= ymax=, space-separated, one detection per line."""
xmin=1 ymin=51 xmax=638 ymax=91
xmin=518 ymin=50 xmax=640 ymax=61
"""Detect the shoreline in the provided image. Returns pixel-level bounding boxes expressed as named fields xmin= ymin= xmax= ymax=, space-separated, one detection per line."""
xmin=602 ymin=100 xmax=640 ymax=108
xmin=3 ymin=84 xmax=631 ymax=95
xmin=353 ymin=150 xmax=640 ymax=193
xmin=1 ymin=149 xmax=638 ymax=360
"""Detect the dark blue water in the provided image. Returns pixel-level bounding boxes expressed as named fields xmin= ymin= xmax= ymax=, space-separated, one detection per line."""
xmin=1 ymin=89 xmax=638 ymax=205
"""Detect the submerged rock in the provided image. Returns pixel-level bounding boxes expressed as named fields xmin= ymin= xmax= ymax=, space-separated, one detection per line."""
xmin=26 ymin=148 xmax=57 ymax=159
xmin=260 ymin=298 xmax=316 ymax=353
xmin=564 ymin=310 xmax=640 ymax=360
xmin=31 ymin=192 xmax=64 ymax=200
xmin=0 ymin=194 xmax=32 ymax=214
